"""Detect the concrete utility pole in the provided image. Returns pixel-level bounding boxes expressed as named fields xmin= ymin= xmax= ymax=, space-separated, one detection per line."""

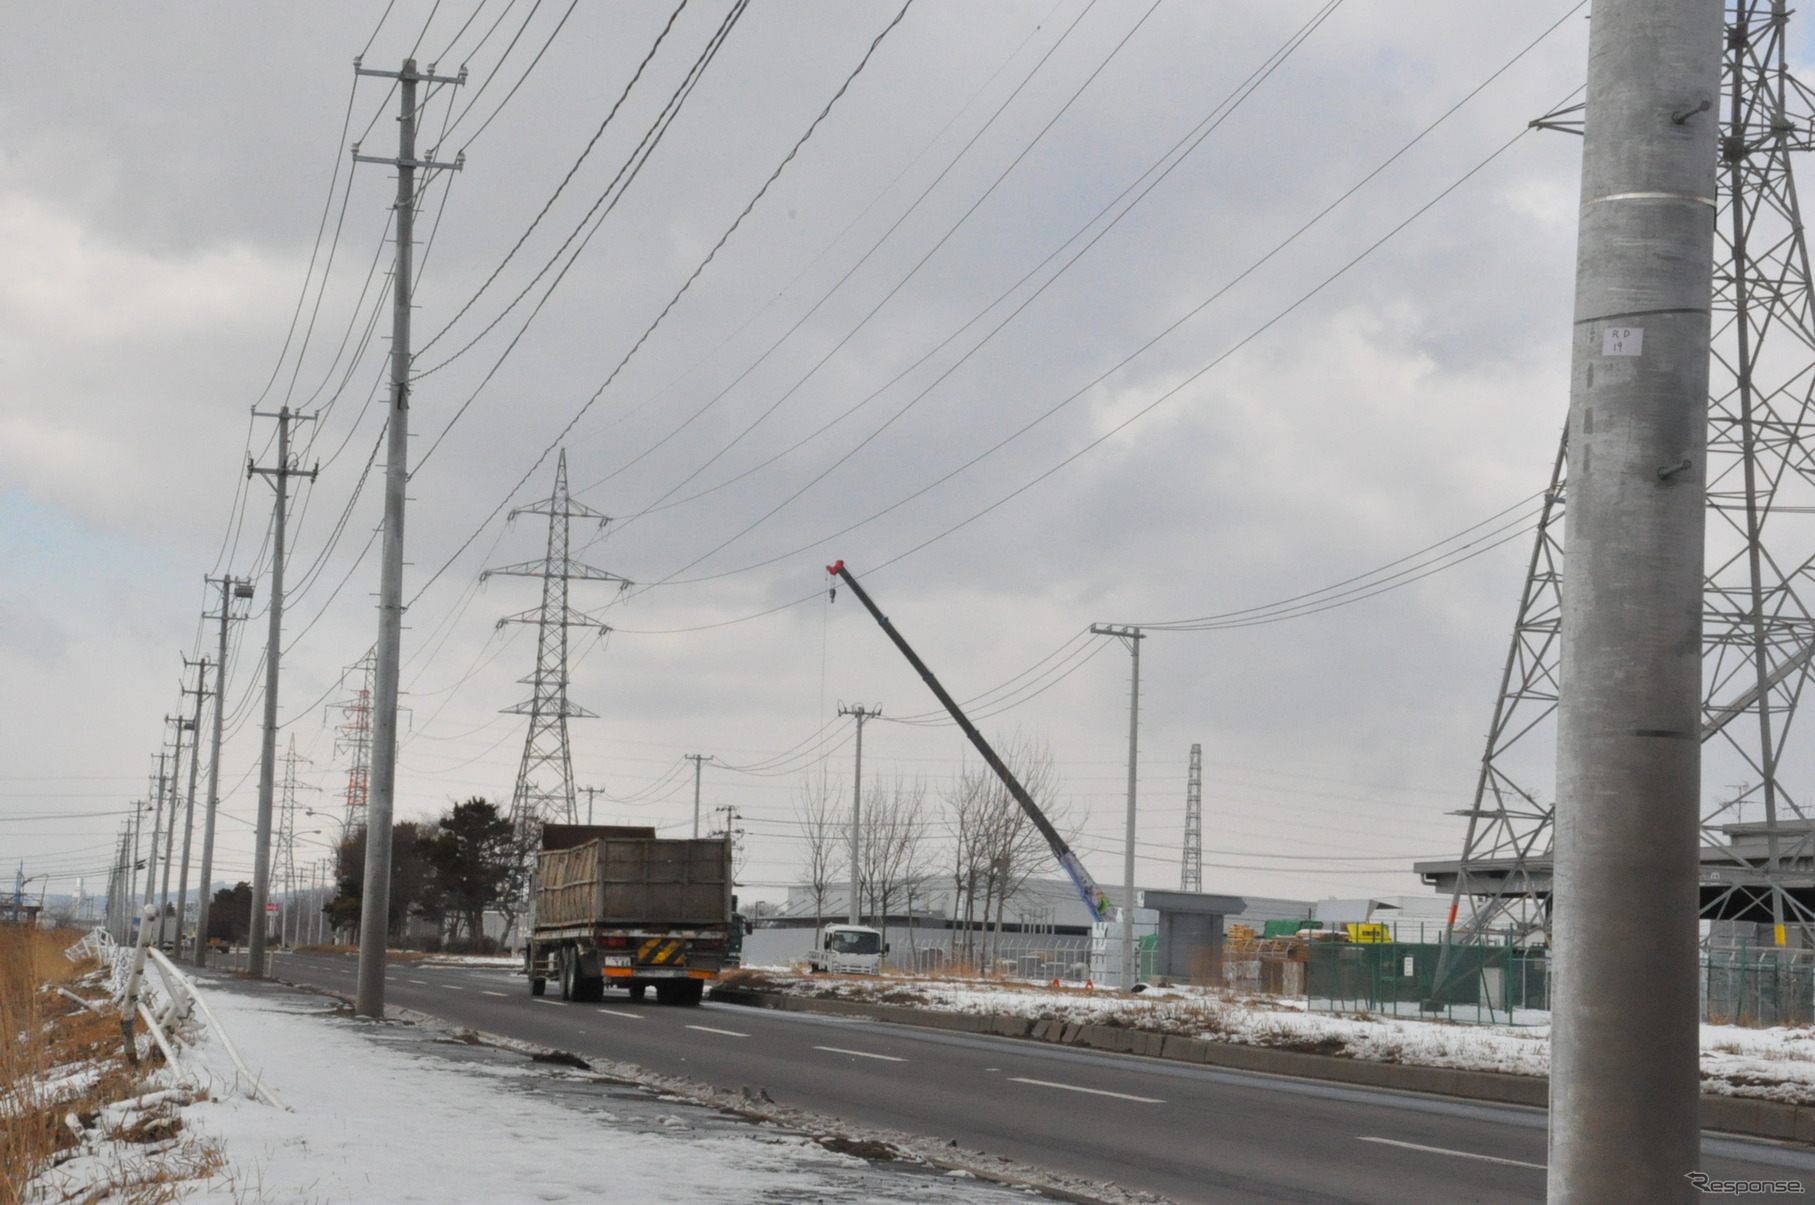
xmin=196 ymin=576 xmax=252 ymax=966
xmin=1092 ymin=624 xmax=1145 ymax=989
xmin=580 ymin=785 xmax=602 ymax=826
xmin=175 ymin=658 xmax=210 ymax=960
xmin=142 ymin=755 xmax=167 ymax=945
xmin=686 ymin=754 xmax=714 ymax=838
xmin=247 ymin=405 xmax=318 ymax=975
xmin=354 ymin=56 xmax=465 ymax=1020
xmin=1551 ymin=3 xmax=1720 ymax=1200
xmin=158 ymin=721 xmax=183 ymax=945
xmin=838 ymin=704 xmax=883 ymax=925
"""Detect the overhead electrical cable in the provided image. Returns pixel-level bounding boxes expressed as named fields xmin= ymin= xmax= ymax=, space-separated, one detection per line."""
xmin=416 ymin=0 xmax=691 ymax=360
xmin=405 ymin=0 xmax=912 ymax=607
xmin=567 ymin=0 xmax=1121 ymax=501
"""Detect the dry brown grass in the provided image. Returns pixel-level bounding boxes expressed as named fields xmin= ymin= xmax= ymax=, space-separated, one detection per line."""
xmin=0 ymin=927 xmax=237 ymax=1205
xmin=1 ymin=926 xmax=123 ymax=1204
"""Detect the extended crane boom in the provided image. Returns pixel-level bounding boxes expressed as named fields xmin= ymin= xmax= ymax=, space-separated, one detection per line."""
xmin=826 ymin=560 xmax=1112 ymax=922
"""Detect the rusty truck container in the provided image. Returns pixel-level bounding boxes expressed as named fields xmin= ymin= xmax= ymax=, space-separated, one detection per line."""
xmin=525 ymin=825 xmax=732 ymax=1006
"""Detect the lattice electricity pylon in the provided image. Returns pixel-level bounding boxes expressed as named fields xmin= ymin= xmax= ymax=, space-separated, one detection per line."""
xmin=1425 ymin=2 xmax=1815 ymax=945
xmin=1180 ymin=743 xmax=1204 ymax=893
xmin=482 ymin=450 xmax=630 ymax=829
xmin=331 ymin=650 xmax=375 ymax=843
xmin=274 ymin=736 xmax=316 ymax=946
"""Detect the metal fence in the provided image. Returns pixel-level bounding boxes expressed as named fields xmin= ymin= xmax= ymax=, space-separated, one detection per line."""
xmin=1302 ymin=941 xmax=1552 ymax=1025
xmin=1702 ymin=946 xmax=1815 ymax=1026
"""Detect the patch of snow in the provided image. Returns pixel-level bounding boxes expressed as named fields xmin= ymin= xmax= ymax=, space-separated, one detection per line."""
xmin=736 ymin=971 xmax=1815 ymax=1104
xmin=112 ymin=981 xmax=1080 ymax=1203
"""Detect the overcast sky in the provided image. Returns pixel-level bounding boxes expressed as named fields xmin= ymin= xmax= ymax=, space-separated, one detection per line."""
xmin=2 ymin=0 xmax=1723 ymax=914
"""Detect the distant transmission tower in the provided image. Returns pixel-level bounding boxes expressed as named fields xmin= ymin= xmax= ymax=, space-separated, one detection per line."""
xmin=332 ymin=651 xmax=376 ymax=843
xmin=1438 ymin=1 xmax=1815 ymax=945
xmin=274 ymin=737 xmax=315 ymax=947
xmin=483 ymin=450 xmax=630 ymax=828
xmin=1180 ymin=743 xmax=1203 ymax=893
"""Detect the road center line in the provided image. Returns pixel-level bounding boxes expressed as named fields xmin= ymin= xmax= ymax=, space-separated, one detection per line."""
xmin=481 ymin=990 xmax=508 ymax=997
xmin=407 ymin=978 xmax=428 ymax=984
xmin=597 ymin=1009 xmax=644 ymax=1019
xmin=442 ymin=985 xmax=463 ymax=990
xmin=686 ymin=1025 xmax=749 ymax=1038
xmin=534 ymin=999 xmax=565 ymax=1007
xmin=1357 ymin=1137 xmax=1545 ymax=1170
xmin=1008 ymin=1077 xmax=1163 ymax=1103
xmin=813 ymin=1046 xmax=906 ymax=1063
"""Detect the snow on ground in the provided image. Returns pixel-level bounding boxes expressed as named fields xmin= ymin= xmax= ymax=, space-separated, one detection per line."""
xmin=32 ymin=974 xmax=1111 ymax=1204
xmin=732 ymin=967 xmax=1815 ymax=1105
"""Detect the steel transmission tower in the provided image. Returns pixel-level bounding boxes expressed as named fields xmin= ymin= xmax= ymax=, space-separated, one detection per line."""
xmin=483 ymin=450 xmax=629 ymax=829
xmin=1439 ymin=1 xmax=1815 ymax=945
xmin=333 ymin=651 xmax=375 ymax=843
xmin=1180 ymin=743 xmax=1203 ymax=893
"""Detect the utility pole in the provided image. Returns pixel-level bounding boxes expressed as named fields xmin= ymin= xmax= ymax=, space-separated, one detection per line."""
xmin=127 ymin=799 xmax=144 ymax=931
xmin=158 ymin=720 xmax=184 ymax=946
xmin=1551 ymin=2 xmax=1719 ymax=1199
xmin=142 ymin=754 xmax=167 ymax=946
xmin=579 ymin=785 xmax=602 ymax=826
xmin=838 ymin=704 xmax=882 ymax=924
xmin=354 ymin=55 xmax=465 ymax=1020
xmin=1180 ymin=743 xmax=1203 ymax=894
xmin=174 ymin=658 xmax=210 ymax=960
xmin=685 ymin=755 xmax=714 ymax=838
xmin=196 ymin=576 xmax=252 ymax=967
xmin=1091 ymin=624 xmax=1144 ymax=989
xmin=247 ymin=405 xmax=317 ymax=976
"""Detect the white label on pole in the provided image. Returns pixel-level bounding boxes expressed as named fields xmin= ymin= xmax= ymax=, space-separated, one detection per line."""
xmin=1404 ymin=956 xmax=1415 ymax=977
xmin=1602 ymin=326 xmax=1643 ymax=356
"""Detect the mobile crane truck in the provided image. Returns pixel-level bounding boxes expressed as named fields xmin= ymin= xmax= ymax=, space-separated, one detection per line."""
xmin=525 ymin=825 xmax=733 ymax=1006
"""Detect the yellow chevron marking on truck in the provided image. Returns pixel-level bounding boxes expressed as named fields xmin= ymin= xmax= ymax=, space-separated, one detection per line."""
xmin=637 ymin=938 xmax=685 ymax=966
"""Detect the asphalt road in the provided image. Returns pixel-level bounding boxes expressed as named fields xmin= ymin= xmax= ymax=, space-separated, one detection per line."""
xmin=267 ymin=953 xmax=1815 ymax=1204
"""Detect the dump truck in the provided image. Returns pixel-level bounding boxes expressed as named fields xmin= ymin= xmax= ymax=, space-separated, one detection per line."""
xmin=525 ymin=825 xmax=733 ymax=1006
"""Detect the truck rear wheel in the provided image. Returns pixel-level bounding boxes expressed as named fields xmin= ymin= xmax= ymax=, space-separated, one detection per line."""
xmin=557 ymin=952 xmax=576 ymax=1001
xmin=529 ymin=975 xmax=546 ymax=997
xmin=627 ymin=984 xmax=647 ymax=1002
xmin=574 ymin=972 xmax=604 ymax=1003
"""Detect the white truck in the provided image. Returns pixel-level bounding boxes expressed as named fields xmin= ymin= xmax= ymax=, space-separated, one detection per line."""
xmin=807 ymin=924 xmax=886 ymax=974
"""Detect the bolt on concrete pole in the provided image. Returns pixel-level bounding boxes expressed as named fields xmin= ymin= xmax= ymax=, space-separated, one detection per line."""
xmin=1551 ymin=2 xmax=1720 ymax=1200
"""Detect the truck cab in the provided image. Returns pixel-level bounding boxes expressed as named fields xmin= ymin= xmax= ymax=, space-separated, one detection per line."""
xmin=807 ymin=924 xmax=886 ymax=974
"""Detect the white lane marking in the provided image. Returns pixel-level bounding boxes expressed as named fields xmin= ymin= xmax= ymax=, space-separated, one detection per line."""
xmin=1357 ymin=1137 xmax=1545 ymax=1170
xmin=534 ymin=999 xmax=565 ymax=1006
xmin=814 ymin=1046 xmax=906 ymax=1063
xmin=597 ymin=1009 xmax=644 ymax=1019
xmin=407 ymin=978 xmax=428 ymax=984
xmin=442 ymin=985 xmax=463 ymax=991
xmin=481 ymin=990 xmax=508 ymax=997
xmin=1008 ymin=1077 xmax=1163 ymax=1104
xmin=686 ymin=1025 xmax=749 ymax=1038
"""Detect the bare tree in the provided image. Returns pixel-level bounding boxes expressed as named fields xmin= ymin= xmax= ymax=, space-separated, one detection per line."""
xmin=794 ymin=769 xmax=844 ymax=935
xmin=859 ymin=776 xmax=932 ymax=954
xmin=942 ymin=733 xmax=1069 ymax=972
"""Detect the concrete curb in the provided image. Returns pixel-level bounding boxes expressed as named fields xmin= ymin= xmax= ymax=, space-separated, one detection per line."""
xmin=709 ymin=987 xmax=1814 ymax=1146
